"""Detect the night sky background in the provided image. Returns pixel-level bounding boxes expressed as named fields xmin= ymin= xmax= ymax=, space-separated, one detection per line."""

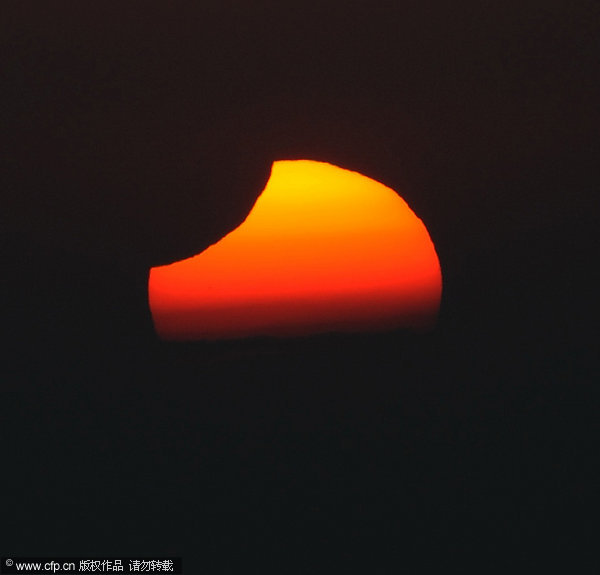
xmin=2 ymin=2 xmax=598 ymax=571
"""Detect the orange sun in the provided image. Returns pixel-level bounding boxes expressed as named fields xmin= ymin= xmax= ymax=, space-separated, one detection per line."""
xmin=148 ymin=160 xmax=442 ymax=340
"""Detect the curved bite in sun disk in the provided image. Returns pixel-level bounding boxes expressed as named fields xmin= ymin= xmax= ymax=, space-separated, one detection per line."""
xmin=148 ymin=160 xmax=442 ymax=340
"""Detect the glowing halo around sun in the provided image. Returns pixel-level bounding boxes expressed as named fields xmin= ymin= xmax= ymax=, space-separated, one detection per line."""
xmin=148 ymin=160 xmax=442 ymax=340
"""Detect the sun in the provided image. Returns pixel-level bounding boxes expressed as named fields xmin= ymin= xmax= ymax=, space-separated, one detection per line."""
xmin=148 ymin=159 xmax=442 ymax=339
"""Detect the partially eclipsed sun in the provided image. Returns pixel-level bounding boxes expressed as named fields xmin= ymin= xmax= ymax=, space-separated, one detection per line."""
xmin=148 ymin=160 xmax=442 ymax=340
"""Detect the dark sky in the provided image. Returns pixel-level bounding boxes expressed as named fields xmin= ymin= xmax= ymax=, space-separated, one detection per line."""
xmin=2 ymin=2 xmax=598 ymax=571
